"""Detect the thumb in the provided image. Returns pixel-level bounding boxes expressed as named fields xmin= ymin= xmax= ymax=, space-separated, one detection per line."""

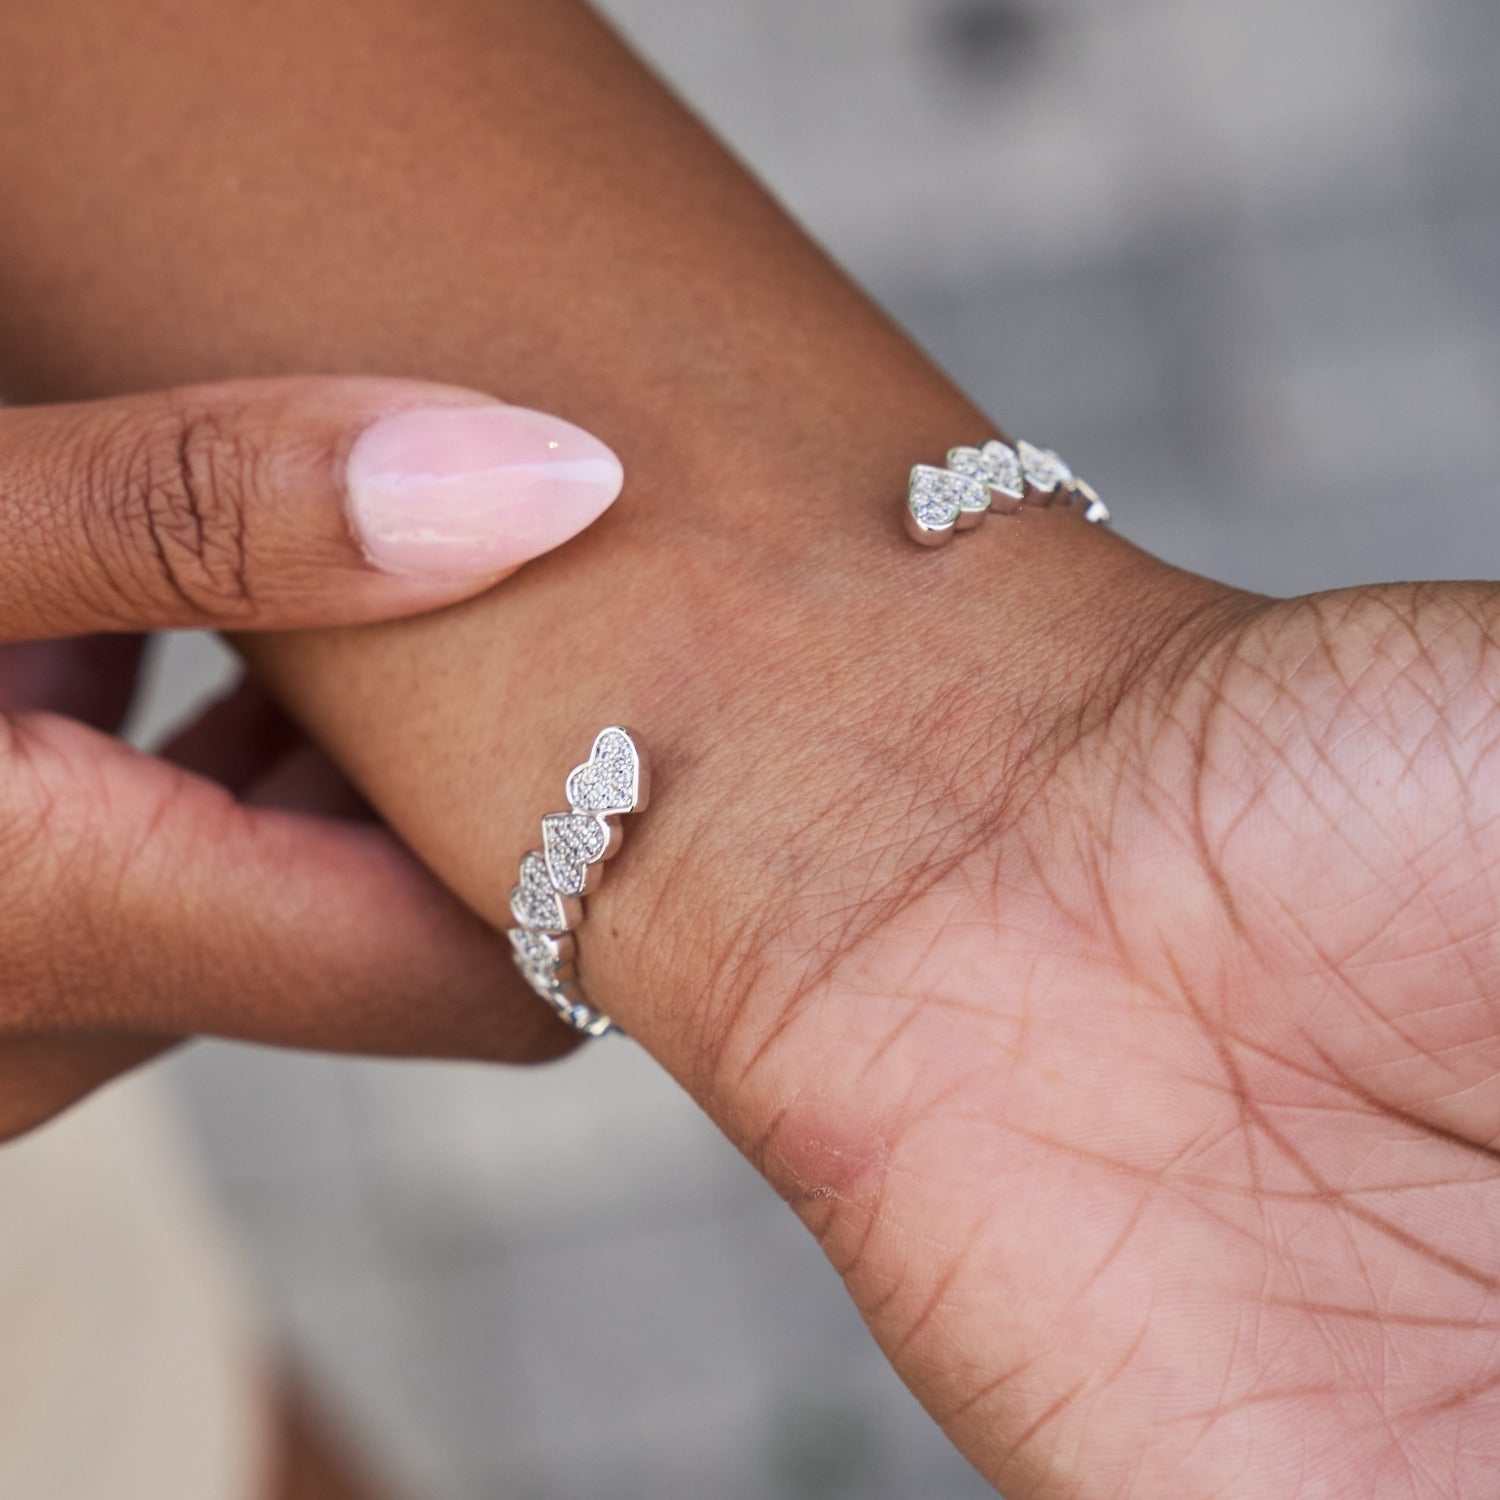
xmin=0 ymin=377 xmax=623 ymax=640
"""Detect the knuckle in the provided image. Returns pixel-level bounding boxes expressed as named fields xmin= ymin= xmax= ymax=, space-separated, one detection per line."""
xmin=75 ymin=401 xmax=258 ymax=623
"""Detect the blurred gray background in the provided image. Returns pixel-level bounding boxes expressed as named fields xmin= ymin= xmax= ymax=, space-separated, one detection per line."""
xmin=138 ymin=1 xmax=1500 ymax=1495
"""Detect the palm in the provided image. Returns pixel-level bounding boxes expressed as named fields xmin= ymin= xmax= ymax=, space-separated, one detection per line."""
xmin=715 ymin=583 xmax=1500 ymax=1498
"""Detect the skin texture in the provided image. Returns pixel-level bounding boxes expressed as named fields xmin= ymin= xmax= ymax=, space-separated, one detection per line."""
xmin=2 ymin=2 xmax=1498 ymax=1495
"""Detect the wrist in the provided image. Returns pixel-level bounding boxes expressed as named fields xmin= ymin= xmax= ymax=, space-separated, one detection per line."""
xmin=244 ymin=421 xmax=1239 ymax=1073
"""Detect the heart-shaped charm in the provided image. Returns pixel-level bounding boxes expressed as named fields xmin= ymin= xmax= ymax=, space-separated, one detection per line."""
xmin=933 ymin=449 xmax=994 ymax=528
xmin=566 ymin=726 xmax=648 ymax=816
xmin=509 ymin=935 xmax=588 ymax=1025
xmin=947 ymin=441 xmax=1024 ymax=514
xmin=509 ymin=849 xmax=575 ymax=933
xmin=510 ymin=931 xmax=615 ymax=1034
xmin=508 ymin=927 xmax=576 ymax=986
xmin=906 ymin=464 xmax=987 ymax=546
xmin=1017 ymin=440 xmax=1073 ymax=498
xmin=542 ymin=811 xmax=617 ymax=897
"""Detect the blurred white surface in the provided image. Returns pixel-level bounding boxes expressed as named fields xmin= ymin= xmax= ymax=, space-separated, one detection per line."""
xmin=134 ymin=3 xmax=1500 ymax=1496
xmin=0 ymin=1073 xmax=267 ymax=1500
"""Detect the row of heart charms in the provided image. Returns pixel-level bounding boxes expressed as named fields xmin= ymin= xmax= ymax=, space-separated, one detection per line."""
xmin=505 ymin=726 xmax=649 ymax=1037
xmin=905 ymin=437 xmax=1110 ymax=547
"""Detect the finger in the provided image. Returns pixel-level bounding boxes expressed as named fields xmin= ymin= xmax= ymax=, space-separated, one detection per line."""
xmin=0 ymin=378 xmax=623 ymax=640
xmin=0 ymin=709 xmax=573 ymax=1064
xmin=0 ymin=1033 xmax=173 ymax=1143
xmin=0 ymin=697 xmax=378 ymax=1143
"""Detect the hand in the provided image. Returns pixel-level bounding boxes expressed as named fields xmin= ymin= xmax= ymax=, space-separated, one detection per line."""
xmin=3 ymin=1 xmax=1488 ymax=1488
xmin=0 ymin=376 xmax=623 ymax=1139
xmin=623 ymin=549 xmax=1500 ymax=1496
xmin=251 ymin=471 xmax=1500 ymax=1497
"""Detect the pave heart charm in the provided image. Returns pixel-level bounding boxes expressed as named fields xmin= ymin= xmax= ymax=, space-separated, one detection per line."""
xmin=507 ymin=928 xmax=611 ymax=1034
xmin=508 ymin=927 xmax=576 ymax=988
xmin=1017 ymin=440 xmax=1074 ymax=499
xmin=509 ymin=850 xmax=575 ymax=933
xmin=565 ymin=726 xmax=648 ymax=816
xmin=930 ymin=451 xmax=993 ymax=528
xmin=947 ymin=440 xmax=1025 ymax=514
xmin=905 ymin=464 xmax=988 ymax=547
xmin=542 ymin=811 xmax=617 ymax=897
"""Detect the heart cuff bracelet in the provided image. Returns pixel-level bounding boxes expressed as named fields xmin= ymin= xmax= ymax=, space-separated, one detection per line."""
xmin=905 ymin=437 xmax=1110 ymax=546
xmin=507 ymin=726 xmax=650 ymax=1038
xmin=512 ymin=437 xmax=1107 ymax=1037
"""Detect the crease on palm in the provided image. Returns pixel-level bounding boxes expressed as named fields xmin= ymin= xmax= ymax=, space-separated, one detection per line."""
xmin=716 ymin=581 xmax=1500 ymax=1497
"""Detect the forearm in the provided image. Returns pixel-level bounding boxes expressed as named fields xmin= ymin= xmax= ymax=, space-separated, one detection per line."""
xmin=0 ymin=8 xmax=1293 ymax=1492
xmin=0 ymin=0 xmax=1225 ymax=1063
xmin=0 ymin=0 xmax=957 ymax=451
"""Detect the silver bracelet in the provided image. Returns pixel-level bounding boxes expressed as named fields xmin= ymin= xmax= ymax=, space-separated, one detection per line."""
xmin=905 ymin=437 xmax=1109 ymax=546
xmin=507 ymin=726 xmax=649 ymax=1038
xmin=509 ymin=435 xmax=1107 ymax=1037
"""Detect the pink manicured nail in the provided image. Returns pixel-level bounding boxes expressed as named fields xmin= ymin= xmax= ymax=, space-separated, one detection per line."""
xmin=346 ymin=405 xmax=624 ymax=576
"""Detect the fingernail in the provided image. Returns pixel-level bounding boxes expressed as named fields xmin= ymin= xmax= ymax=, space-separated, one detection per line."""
xmin=346 ymin=405 xmax=624 ymax=576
